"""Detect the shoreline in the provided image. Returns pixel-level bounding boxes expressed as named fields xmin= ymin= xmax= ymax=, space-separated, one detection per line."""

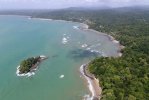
xmin=78 ymin=23 xmax=123 ymax=57
xmin=28 ymin=16 xmax=123 ymax=57
xmin=30 ymin=17 xmax=123 ymax=100
xmin=3 ymin=15 xmax=123 ymax=99
xmin=80 ymin=64 xmax=102 ymax=100
xmin=23 ymin=15 xmax=123 ymax=100
xmin=78 ymin=23 xmax=123 ymax=100
xmin=0 ymin=15 xmax=123 ymax=57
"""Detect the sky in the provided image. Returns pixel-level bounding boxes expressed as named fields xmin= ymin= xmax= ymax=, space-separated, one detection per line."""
xmin=0 ymin=0 xmax=149 ymax=9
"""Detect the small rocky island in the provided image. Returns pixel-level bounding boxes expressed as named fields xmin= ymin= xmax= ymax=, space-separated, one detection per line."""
xmin=16 ymin=55 xmax=47 ymax=77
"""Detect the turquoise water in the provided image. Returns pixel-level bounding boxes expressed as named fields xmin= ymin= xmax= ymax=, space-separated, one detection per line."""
xmin=0 ymin=15 xmax=119 ymax=100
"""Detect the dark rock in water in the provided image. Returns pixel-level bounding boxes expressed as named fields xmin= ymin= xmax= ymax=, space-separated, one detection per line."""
xmin=68 ymin=49 xmax=101 ymax=60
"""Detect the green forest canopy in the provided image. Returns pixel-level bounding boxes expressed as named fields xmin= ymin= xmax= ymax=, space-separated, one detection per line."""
xmin=19 ymin=56 xmax=40 ymax=73
xmin=1 ymin=7 xmax=149 ymax=99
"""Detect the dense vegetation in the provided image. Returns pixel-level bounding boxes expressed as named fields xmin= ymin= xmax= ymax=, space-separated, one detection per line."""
xmin=1 ymin=6 xmax=149 ymax=99
xmin=19 ymin=57 xmax=40 ymax=73
xmin=37 ymin=7 xmax=149 ymax=100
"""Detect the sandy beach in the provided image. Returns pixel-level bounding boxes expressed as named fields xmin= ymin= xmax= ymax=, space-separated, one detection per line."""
xmin=80 ymin=64 xmax=102 ymax=100
xmin=12 ymin=15 xmax=122 ymax=99
xmin=30 ymin=17 xmax=122 ymax=100
xmin=30 ymin=17 xmax=123 ymax=99
xmin=78 ymin=23 xmax=123 ymax=100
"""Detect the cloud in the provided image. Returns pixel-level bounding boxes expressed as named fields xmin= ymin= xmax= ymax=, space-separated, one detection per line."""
xmin=0 ymin=0 xmax=149 ymax=9
xmin=85 ymin=0 xmax=99 ymax=2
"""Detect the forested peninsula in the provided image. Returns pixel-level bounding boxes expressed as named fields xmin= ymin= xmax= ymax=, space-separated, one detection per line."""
xmin=1 ymin=6 xmax=149 ymax=99
xmin=39 ymin=7 xmax=149 ymax=100
xmin=31 ymin=7 xmax=149 ymax=99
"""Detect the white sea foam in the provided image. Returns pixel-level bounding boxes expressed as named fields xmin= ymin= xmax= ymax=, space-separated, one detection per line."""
xmin=40 ymin=55 xmax=47 ymax=60
xmin=86 ymin=48 xmax=91 ymax=50
xmin=73 ymin=26 xmax=79 ymax=30
xmin=16 ymin=66 xmax=36 ymax=77
xmin=16 ymin=55 xmax=47 ymax=77
xmin=59 ymin=75 xmax=64 ymax=78
xmin=62 ymin=34 xmax=70 ymax=44
xmin=80 ymin=65 xmax=95 ymax=100
xmin=89 ymin=50 xmax=100 ymax=54
xmin=81 ymin=44 xmax=88 ymax=48
xmin=40 ymin=55 xmax=46 ymax=58
xmin=83 ymin=94 xmax=92 ymax=100
xmin=62 ymin=37 xmax=68 ymax=44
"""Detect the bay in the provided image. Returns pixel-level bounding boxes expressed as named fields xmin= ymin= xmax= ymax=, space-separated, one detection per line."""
xmin=0 ymin=15 xmax=119 ymax=100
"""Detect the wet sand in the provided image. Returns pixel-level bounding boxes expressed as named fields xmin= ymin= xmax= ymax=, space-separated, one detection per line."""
xmin=80 ymin=64 xmax=102 ymax=100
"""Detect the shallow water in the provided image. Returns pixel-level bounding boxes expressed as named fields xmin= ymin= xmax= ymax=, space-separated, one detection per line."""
xmin=0 ymin=15 xmax=119 ymax=100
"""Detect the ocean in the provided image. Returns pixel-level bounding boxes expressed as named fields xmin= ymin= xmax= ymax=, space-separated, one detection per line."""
xmin=0 ymin=15 xmax=120 ymax=100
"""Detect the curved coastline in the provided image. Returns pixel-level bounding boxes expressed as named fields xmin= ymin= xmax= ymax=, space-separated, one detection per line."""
xmin=2 ymin=15 xmax=122 ymax=56
xmin=26 ymin=16 xmax=123 ymax=100
xmin=76 ymin=22 xmax=123 ymax=99
xmin=80 ymin=64 xmax=102 ymax=100
xmin=32 ymin=17 xmax=124 ymax=99
xmin=78 ymin=23 xmax=123 ymax=57
xmin=29 ymin=16 xmax=123 ymax=57
xmin=76 ymin=21 xmax=123 ymax=99
xmin=6 ymin=15 xmax=123 ymax=100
